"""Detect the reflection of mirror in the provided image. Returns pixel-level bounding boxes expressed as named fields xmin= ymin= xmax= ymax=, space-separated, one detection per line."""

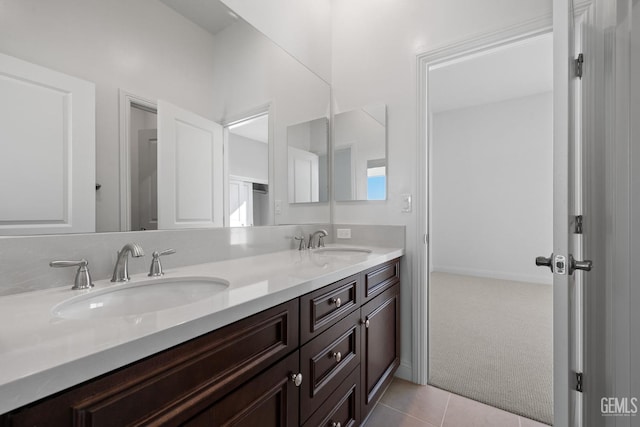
xmin=287 ymin=118 xmax=329 ymax=203
xmin=0 ymin=0 xmax=330 ymax=234
xmin=334 ymin=104 xmax=387 ymax=201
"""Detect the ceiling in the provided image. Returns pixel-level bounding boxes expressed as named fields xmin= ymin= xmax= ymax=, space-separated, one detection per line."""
xmin=159 ymin=0 xmax=238 ymax=35
xmin=228 ymin=114 xmax=269 ymax=144
xmin=429 ymin=33 xmax=553 ymax=113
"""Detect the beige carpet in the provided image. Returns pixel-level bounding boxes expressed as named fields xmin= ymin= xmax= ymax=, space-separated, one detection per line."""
xmin=429 ymin=272 xmax=553 ymax=425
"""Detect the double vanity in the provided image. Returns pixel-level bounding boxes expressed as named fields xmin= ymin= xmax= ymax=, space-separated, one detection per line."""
xmin=0 ymin=241 xmax=403 ymax=426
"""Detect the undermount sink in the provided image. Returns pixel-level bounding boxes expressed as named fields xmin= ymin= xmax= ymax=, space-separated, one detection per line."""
xmin=52 ymin=277 xmax=229 ymax=320
xmin=313 ymin=247 xmax=372 ymax=255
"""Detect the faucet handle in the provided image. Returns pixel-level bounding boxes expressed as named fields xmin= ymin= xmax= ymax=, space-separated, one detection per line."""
xmin=50 ymin=259 xmax=94 ymax=290
xmin=294 ymin=235 xmax=307 ymax=251
xmin=148 ymin=248 xmax=176 ymax=277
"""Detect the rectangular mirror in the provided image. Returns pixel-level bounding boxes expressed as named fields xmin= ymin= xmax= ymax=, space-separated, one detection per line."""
xmin=287 ymin=118 xmax=329 ymax=203
xmin=0 ymin=0 xmax=330 ymax=234
xmin=334 ymin=103 xmax=387 ymax=201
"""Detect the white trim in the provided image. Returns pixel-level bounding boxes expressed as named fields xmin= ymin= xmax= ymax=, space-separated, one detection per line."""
xmin=414 ymin=13 xmax=553 ymax=387
xmin=394 ymin=361 xmax=412 ymax=382
xmin=118 ymin=89 xmax=157 ymax=232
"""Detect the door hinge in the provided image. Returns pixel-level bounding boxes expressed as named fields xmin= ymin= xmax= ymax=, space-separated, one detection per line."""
xmin=576 ymin=372 xmax=583 ymax=393
xmin=575 ymin=53 xmax=584 ymax=79
xmin=574 ymin=215 xmax=583 ymax=234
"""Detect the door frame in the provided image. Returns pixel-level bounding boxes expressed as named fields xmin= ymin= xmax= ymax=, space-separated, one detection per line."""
xmin=414 ymin=1 xmax=594 ymax=424
xmin=118 ymin=89 xmax=157 ymax=232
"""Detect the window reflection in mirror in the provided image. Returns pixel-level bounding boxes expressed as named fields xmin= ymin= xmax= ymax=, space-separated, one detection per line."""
xmin=287 ymin=118 xmax=329 ymax=203
xmin=334 ymin=104 xmax=387 ymax=201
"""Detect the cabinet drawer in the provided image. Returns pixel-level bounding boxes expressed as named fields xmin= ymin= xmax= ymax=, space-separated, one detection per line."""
xmin=5 ymin=300 xmax=298 ymax=427
xmin=302 ymin=367 xmax=360 ymax=427
xmin=183 ymin=351 xmax=300 ymax=427
xmin=300 ymin=273 xmax=361 ymax=343
xmin=363 ymin=258 xmax=400 ymax=301
xmin=300 ymin=309 xmax=361 ymax=423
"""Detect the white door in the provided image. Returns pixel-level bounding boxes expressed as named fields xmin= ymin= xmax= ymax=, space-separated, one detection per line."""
xmin=157 ymin=100 xmax=223 ymax=229
xmin=138 ymin=129 xmax=158 ymax=231
xmin=229 ymin=179 xmax=253 ymax=227
xmin=288 ymin=146 xmax=319 ymax=203
xmin=0 ymin=52 xmax=95 ymax=235
xmin=548 ymin=0 xmax=589 ymax=425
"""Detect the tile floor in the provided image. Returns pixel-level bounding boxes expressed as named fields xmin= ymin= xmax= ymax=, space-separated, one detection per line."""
xmin=364 ymin=378 xmax=550 ymax=427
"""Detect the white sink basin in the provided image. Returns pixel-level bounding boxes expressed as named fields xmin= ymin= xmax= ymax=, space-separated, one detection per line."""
xmin=52 ymin=277 xmax=229 ymax=320
xmin=313 ymin=247 xmax=372 ymax=255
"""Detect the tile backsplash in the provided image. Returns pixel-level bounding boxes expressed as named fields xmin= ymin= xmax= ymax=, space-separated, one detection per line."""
xmin=0 ymin=224 xmax=404 ymax=296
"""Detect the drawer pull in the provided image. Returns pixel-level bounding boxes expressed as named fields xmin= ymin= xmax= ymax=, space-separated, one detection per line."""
xmin=331 ymin=297 xmax=342 ymax=308
xmin=290 ymin=372 xmax=303 ymax=387
xmin=332 ymin=351 xmax=342 ymax=363
xmin=331 ymin=422 xmax=342 ymax=427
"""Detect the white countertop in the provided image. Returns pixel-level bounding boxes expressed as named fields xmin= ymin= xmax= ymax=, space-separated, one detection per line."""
xmin=0 ymin=244 xmax=403 ymax=414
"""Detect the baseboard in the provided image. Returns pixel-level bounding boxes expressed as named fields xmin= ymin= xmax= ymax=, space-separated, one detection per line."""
xmin=394 ymin=360 xmax=412 ymax=382
xmin=431 ymin=266 xmax=552 ymax=285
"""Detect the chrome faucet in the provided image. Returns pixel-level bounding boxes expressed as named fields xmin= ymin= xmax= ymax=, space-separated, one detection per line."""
xmin=308 ymin=229 xmax=328 ymax=249
xmin=111 ymin=243 xmax=145 ymax=282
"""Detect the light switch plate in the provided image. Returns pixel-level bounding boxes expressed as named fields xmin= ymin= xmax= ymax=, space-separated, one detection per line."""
xmin=336 ymin=228 xmax=351 ymax=239
xmin=401 ymin=194 xmax=412 ymax=213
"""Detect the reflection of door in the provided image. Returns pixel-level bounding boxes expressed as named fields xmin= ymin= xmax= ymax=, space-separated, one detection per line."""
xmin=288 ymin=147 xmax=319 ymax=202
xmin=0 ymin=52 xmax=95 ymax=235
xmin=229 ymin=179 xmax=253 ymax=227
xmin=138 ymin=129 xmax=158 ymax=230
xmin=157 ymin=100 xmax=223 ymax=229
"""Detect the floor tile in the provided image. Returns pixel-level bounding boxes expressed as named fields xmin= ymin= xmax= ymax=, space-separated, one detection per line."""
xmin=364 ymin=403 xmax=438 ymax=427
xmin=442 ymin=393 xmax=520 ymax=427
xmin=380 ymin=379 xmax=450 ymax=425
xmin=520 ymin=416 xmax=551 ymax=427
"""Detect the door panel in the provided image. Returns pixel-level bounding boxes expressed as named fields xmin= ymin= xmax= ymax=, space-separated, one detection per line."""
xmin=288 ymin=146 xmax=319 ymax=203
xmin=157 ymin=100 xmax=223 ymax=229
xmin=0 ymin=52 xmax=95 ymax=235
xmin=138 ymin=129 xmax=158 ymax=231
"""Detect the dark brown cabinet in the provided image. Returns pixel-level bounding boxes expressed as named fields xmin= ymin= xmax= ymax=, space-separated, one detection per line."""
xmin=360 ymin=283 xmax=401 ymax=419
xmin=1 ymin=257 xmax=401 ymax=427
xmin=183 ymin=351 xmax=300 ymax=427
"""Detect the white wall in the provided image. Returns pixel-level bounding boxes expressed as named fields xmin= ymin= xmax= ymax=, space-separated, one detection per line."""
xmin=0 ymin=0 xmax=218 ymax=232
xmin=431 ymin=93 xmax=553 ymax=285
xmin=331 ymin=0 xmax=553 ymax=379
xmin=220 ymin=0 xmax=331 ymax=83
xmin=228 ymin=133 xmax=268 ymax=183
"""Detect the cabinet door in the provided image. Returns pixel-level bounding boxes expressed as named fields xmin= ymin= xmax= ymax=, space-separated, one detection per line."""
xmin=183 ymin=351 xmax=300 ymax=427
xmin=360 ymin=283 xmax=400 ymax=418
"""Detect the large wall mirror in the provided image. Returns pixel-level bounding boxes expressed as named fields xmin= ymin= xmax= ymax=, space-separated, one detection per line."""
xmin=0 ymin=0 xmax=330 ymax=235
xmin=333 ymin=104 xmax=387 ymax=201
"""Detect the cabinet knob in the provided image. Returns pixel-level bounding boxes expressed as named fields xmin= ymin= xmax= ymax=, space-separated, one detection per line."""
xmin=332 ymin=351 xmax=342 ymax=363
xmin=361 ymin=318 xmax=370 ymax=328
xmin=331 ymin=297 xmax=342 ymax=308
xmin=290 ymin=372 xmax=303 ymax=387
xmin=331 ymin=422 xmax=342 ymax=427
